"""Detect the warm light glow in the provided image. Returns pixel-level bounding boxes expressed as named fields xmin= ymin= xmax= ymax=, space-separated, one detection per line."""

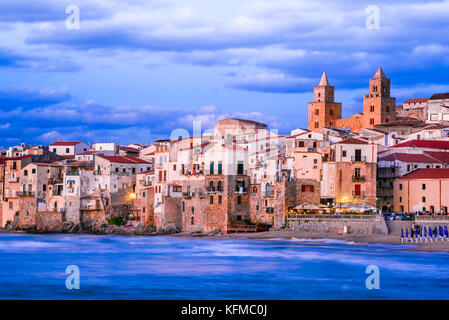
xmin=129 ymin=193 xmax=136 ymax=200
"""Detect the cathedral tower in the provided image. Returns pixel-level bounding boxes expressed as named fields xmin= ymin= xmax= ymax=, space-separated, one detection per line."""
xmin=363 ymin=67 xmax=396 ymax=129
xmin=308 ymin=72 xmax=342 ymax=133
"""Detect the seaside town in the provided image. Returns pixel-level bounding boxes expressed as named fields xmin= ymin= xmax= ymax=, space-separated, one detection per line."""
xmin=1 ymin=67 xmax=449 ymax=237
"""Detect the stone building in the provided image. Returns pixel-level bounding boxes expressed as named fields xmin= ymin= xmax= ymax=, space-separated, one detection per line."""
xmin=308 ymin=72 xmax=342 ymax=133
xmin=363 ymin=68 xmax=396 ymax=129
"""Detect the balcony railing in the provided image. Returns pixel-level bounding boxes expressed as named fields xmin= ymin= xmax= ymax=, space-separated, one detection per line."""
xmin=352 ymin=191 xmax=366 ymax=198
xmin=8 ymin=177 xmax=18 ymax=183
xmin=352 ymin=175 xmax=366 ymax=182
xmin=351 ymin=156 xmax=366 ymax=162
xmin=235 ymin=187 xmax=248 ymax=194
xmin=182 ymin=192 xmax=195 ymax=198
xmin=265 ymin=207 xmax=274 ymax=213
xmin=17 ymin=191 xmax=35 ymax=196
xmin=206 ymin=186 xmax=223 ymax=192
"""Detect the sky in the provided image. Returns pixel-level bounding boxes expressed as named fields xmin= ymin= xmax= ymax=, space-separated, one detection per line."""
xmin=0 ymin=0 xmax=448 ymax=148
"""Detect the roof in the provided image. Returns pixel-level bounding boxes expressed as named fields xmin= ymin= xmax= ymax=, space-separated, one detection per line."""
xmin=337 ymin=138 xmax=369 ymax=145
xmin=379 ymin=153 xmax=441 ymax=163
xmin=168 ymin=183 xmax=182 ymax=188
xmin=390 ymin=140 xmax=449 ymax=150
xmin=50 ymin=141 xmax=85 ymax=146
xmin=319 ymin=72 xmax=330 ymax=86
xmin=404 ymin=98 xmax=429 ymax=104
xmin=430 ymin=93 xmax=449 ymax=100
xmin=373 ymin=67 xmax=387 ymax=79
xmin=97 ymin=155 xmax=151 ymax=164
xmin=400 ymin=168 xmax=449 ymax=180
xmin=119 ymin=146 xmax=140 ymax=153
xmin=424 ymin=151 xmax=449 ymax=164
xmin=139 ymin=170 xmax=154 ymax=175
xmin=5 ymin=155 xmax=36 ymax=160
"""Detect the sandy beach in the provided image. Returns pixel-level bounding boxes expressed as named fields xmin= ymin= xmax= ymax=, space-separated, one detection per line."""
xmin=174 ymin=230 xmax=449 ymax=253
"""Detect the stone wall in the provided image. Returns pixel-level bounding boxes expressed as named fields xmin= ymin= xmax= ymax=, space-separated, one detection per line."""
xmin=80 ymin=210 xmax=106 ymax=229
xmin=35 ymin=211 xmax=62 ymax=230
xmin=287 ymin=215 xmax=388 ymax=235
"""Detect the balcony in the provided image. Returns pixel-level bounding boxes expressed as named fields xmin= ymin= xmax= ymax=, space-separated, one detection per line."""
xmin=351 ymin=156 xmax=366 ymax=163
xmin=8 ymin=177 xmax=18 ymax=183
xmin=352 ymin=175 xmax=366 ymax=182
xmin=235 ymin=187 xmax=248 ymax=194
xmin=206 ymin=186 xmax=223 ymax=193
xmin=17 ymin=191 xmax=35 ymax=197
xmin=352 ymin=191 xmax=366 ymax=198
xmin=52 ymin=191 xmax=63 ymax=196
xmin=182 ymin=192 xmax=195 ymax=198
xmin=180 ymin=169 xmax=204 ymax=176
xmin=48 ymin=177 xmax=64 ymax=184
xmin=265 ymin=207 xmax=274 ymax=213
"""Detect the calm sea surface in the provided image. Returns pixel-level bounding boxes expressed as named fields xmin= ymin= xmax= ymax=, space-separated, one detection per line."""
xmin=0 ymin=233 xmax=448 ymax=299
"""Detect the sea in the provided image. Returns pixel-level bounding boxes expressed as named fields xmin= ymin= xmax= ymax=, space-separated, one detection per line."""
xmin=0 ymin=233 xmax=448 ymax=299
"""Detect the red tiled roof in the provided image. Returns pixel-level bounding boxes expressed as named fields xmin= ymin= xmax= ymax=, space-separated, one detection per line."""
xmin=98 ymin=155 xmax=151 ymax=164
xmin=404 ymin=98 xmax=429 ymax=104
xmin=400 ymin=168 xmax=449 ymax=180
xmin=50 ymin=141 xmax=85 ymax=146
xmin=5 ymin=155 xmax=36 ymax=160
xmin=430 ymin=93 xmax=449 ymax=100
xmin=390 ymin=140 xmax=449 ymax=150
xmin=119 ymin=146 xmax=140 ymax=153
xmin=379 ymin=153 xmax=441 ymax=163
xmin=337 ymin=138 xmax=369 ymax=145
xmin=424 ymin=151 xmax=449 ymax=164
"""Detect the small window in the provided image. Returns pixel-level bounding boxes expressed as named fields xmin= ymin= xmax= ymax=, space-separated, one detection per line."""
xmin=422 ymin=197 xmax=426 ymax=203
xmin=237 ymin=196 xmax=242 ymax=205
xmin=218 ymin=195 xmax=222 ymax=204
xmin=399 ymin=184 xmax=402 ymax=190
xmin=210 ymin=196 xmax=214 ymax=205
xmin=66 ymin=148 xmax=70 ymax=154
xmin=422 ymin=184 xmax=426 ymax=190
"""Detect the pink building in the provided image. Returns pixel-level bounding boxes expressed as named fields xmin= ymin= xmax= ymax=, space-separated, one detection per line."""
xmin=394 ymin=168 xmax=449 ymax=214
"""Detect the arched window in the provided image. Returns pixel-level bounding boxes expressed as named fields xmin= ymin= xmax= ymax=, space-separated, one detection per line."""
xmin=217 ymin=180 xmax=222 ymax=191
xmin=265 ymin=183 xmax=271 ymax=197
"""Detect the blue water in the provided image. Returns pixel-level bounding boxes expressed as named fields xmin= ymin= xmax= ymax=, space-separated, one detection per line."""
xmin=0 ymin=233 xmax=448 ymax=299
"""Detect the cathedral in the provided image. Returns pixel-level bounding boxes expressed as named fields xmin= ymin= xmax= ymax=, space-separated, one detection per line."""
xmin=308 ymin=68 xmax=396 ymax=133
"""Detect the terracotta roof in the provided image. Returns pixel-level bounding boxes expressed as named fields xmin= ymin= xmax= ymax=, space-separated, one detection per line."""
xmin=430 ymin=93 xmax=449 ymax=100
xmin=61 ymin=155 xmax=75 ymax=159
xmin=97 ymin=155 xmax=151 ymax=164
xmin=119 ymin=146 xmax=140 ymax=153
xmin=424 ymin=151 xmax=449 ymax=164
xmin=5 ymin=155 xmax=36 ymax=160
xmin=379 ymin=153 xmax=441 ymax=163
xmin=139 ymin=170 xmax=154 ymax=175
xmin=50 ymin=141 xmax=85 ymax=146
xmin=337 ymin=138 xmax=369 ymax=145
xmin=390 ymin=140 xmax=449 ymax=150
xmin=400 ymin=168 xmax=449 ymax=180
xmin=404 ymin=98 xmax=429 ymax=104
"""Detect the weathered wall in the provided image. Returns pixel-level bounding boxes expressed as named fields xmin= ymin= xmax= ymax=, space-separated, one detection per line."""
xmin=287 ymin=216 xmax=388 ymax=235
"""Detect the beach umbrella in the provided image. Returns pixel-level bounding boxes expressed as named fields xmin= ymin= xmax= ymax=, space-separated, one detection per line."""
xmin=401 ymin=228 xmax=404 ymax=238
xmin=411 ymin=228 xmax=414 ymax=239
xmin=435 ymin=227 xmax=438 ymax=237
xmin=424 ymin=226 xmax=427 ymax=238
xmin=406 ymin=228 xmax=408 ymax=238
xmin=420 ymin=227 xmax=423 ymax=238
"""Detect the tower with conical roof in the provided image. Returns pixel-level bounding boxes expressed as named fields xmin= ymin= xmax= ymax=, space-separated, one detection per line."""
xmin=363 ymin=67 xmax=396 ymax=129
xmin=308 ymin=72 xmax=342 ymax=132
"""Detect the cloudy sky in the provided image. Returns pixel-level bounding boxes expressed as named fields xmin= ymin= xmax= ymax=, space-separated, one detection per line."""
xmin=0 ymin=0 xmax=448 ymax=148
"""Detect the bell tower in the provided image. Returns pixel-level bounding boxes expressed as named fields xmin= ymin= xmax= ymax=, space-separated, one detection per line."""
xmin=363 ymin=67 xmax=396 ymax=129
xmin=308 ymin=72 xmax=342 ymax=132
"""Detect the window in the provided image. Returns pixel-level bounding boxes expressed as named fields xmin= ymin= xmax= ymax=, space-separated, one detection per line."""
xmin=370 ymin=118 xmax=375 ymax=125
xmin=399 ymin=184 xmax=402 ymax=190
xmin=314 ymin=122 xmax=319 ymax=129
xmin=422 ymin=197 xmax=426 ymax=203
xmin=399 ymin=197 xmax=402 ymax=203
xmin=342 ymin=151 xmax=347 ymax=157
xmin=218 ymin=195 xmax=222 ymax=204
xmin=43 ymin=184 xmax=47 ymax=192
xmin=209 ymin=161 xmax=214 ymax=175
xmin=430 ymin=114 xmax=438 ymax=121
xmin=32 ymin=169 xmax=36 ymax=174
xmin=181 ymin=201 xmax=185 ymax=212
xmin=237 ymin=161 xmax=244 ymax=175
xmin=218 ymin=161 xmax=222 ymax=174
xmin=400 ymin=206 xmax=404 ymax=212
xmin=407 ymin=165 xmax=411 ymax=171
xmin=315 ymin=109 xmax=319 ymax=116
xmin=143 ymin=192 xmax=146 ymax=198
xmin=386 ymin=106 xmax=390 ymax=112
xmin=443 ymin=114 xmax=449 ymax=121
xmin=115 ymin=168 xmax=119 ymax=173
xmin=237 ymin=196 xmax=242 ymax=205
xmin=385 ymin=117 xmax=390 ymax=123
xmin=66 ymin=148 xmax=70 ymax=154
xmin=370 ymin=105 xmax=375 ymax=112
xmin=210 ymin=196 xmax=214 ymax=205
xmin=132 ymin=168 xmax=136 ymax=174
xmin=24 ymin=170 xmax=28 ymax=176
xmin=422 ymin=184 xmax=426 ymax=190
xmin=12 ymin=162 xmax=17 ymax=170
xmin=53 ymin=148 xmax=57 ymax=153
